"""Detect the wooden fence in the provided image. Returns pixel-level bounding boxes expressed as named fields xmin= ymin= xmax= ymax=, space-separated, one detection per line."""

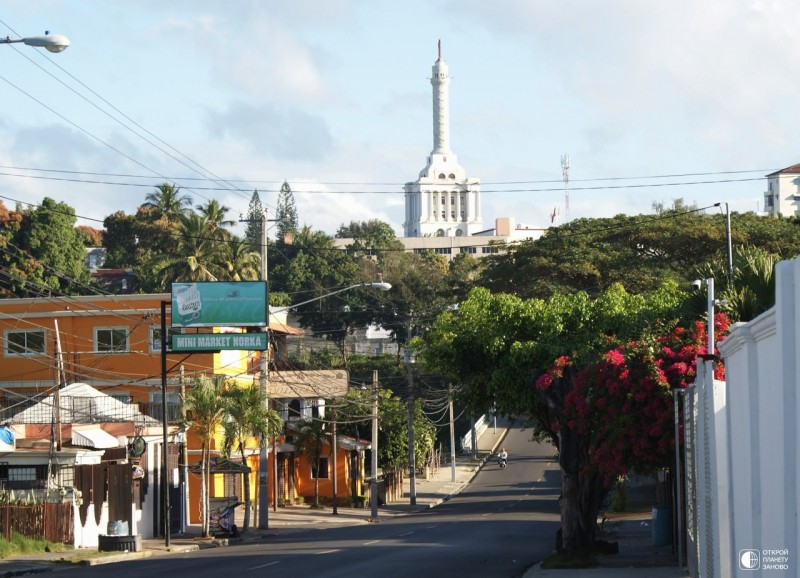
xmin=0 ymin=502 xmax=73 ymax=544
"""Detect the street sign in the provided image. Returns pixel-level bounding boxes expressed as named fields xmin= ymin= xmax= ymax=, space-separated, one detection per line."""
xmin=171 ymin=333 xmax=268 ymax=352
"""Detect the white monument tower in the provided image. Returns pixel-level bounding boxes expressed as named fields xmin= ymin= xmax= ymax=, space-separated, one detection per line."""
xmin=403 ymin=41 xmax=482 ymax=237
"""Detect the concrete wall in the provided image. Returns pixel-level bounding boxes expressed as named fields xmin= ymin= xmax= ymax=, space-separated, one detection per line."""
xmin=702 ymin=255 xmax=800 ymax=577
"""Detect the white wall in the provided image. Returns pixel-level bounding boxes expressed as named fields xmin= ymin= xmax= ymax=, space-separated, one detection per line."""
xmin=708 ymin=255 xmax=800 ymax=577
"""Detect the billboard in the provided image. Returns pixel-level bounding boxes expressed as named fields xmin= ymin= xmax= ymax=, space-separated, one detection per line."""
xmin=171 ymin=281 xmax=267 ymax=328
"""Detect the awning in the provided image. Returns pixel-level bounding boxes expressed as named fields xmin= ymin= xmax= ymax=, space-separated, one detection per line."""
xmin=72 ymin=427 xmax=120 ymax=449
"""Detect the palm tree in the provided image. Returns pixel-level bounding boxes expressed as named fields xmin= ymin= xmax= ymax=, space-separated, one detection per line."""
xmin=148 ymin=213 xmax=222 ymax=288
xmin=723 ymin=245 xmax=778 ymax=322
xmin=142 ymin=183 xmax=192 ymax=223
xmin=220 ymin=237 xmax=261 ymax=281
xmin=692 ymin=245 xmax=779 ymax=323
xmin=293 ymin=418 xmax=329 ymax=507
xmin=197 ymin=199 xmax=235 ymax=238
xmin=221 ymin=385 xmax=283 ymax=531
xmin=183 ymin=375 xmax=227 ymax=537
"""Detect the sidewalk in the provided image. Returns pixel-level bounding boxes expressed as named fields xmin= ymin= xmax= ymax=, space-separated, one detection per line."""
xmin=523 ymin=484 xmax=689 ymax=578
xmin=0 ymin=423 xmax=508 ymax=574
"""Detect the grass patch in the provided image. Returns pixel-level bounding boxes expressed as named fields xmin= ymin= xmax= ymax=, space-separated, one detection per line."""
xmin=540 ymin=551 xmax=598 ymax=569
xmin=0 ymin=533 xmax=72 ymax=559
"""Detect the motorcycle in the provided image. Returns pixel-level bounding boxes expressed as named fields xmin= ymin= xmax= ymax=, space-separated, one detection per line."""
xmin=498 ymin=456 xmax=507 ymax=469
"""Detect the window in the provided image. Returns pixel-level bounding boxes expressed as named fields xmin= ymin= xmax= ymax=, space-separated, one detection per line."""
xmin=460 ymin=246 xmax=477 ymax=254
xmin=435 ymin=248 xmax=452 ymax=255
xmin=481 ymin=246 xmax=500 ymax=254
xmin=0 ymin=463 xmax=48 ymax=490
xmin=5 ymin=330 xmax=45 ymax=356
xmin=95 ymin=327 xmax=129 ymax=353
xmin=441 ymin=211 xmax=445 ymax=219
xmin=438 ymin=173 xmax=446 ymax=179
xmin=150 ymin=326 xmax=182 ymax=354
xmin=440 ymin=197 xmax=445 ymax=205
xmin=311 ymin=457 xmax=329 ymax=479
xmin=287 ymin=399 xmax=302 ymax=421
xmin=450 ymin=196 xmax=455 ymax=205
xmin=451 ymin=211 xmax=456 ymax=219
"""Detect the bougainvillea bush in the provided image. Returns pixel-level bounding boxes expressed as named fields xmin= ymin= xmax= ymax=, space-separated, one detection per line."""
xmin=534 ymin=313 xmax=729 ymax=554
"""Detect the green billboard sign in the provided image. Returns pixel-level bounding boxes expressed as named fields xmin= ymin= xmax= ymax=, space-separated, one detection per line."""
xmin=171 ymin=281 xmax=267 ymax=328
xmin=171 ymin=332 xmax=268 ymax=352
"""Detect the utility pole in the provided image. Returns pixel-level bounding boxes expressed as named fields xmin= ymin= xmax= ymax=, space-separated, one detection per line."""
xmin=159 ymin=300 xmax=171 ymax=547
xmin=331 ymin=405 xmax=338 ymax=515
xmin=405 ymin=318 xmax=417 ymax=506
xmin=256 ymin=210 xmax=270 ymax=530
xmin=449 ymin=384 xmax=456 ymax=483
xmin=370 ymin=370 xmax=379 ymax=521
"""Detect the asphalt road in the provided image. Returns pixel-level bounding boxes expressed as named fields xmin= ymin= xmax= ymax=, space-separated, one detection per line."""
xmin=66 ymin=426 xmax=561 ymax=578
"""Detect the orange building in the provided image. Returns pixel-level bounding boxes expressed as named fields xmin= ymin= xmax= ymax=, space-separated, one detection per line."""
xmin=0 ymin=292 xmax=370 ymax=533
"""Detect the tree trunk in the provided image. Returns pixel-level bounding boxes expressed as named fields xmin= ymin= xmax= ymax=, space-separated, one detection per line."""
xmin=200 ymin=444 xmax=209 ymax=537
xmin=314 ymin=457 xmax=320 ymax=506
xmin=557 ymin=425 xmax=607 ymax=557
xmin=239 ymin=449 xmax=251 ymax=531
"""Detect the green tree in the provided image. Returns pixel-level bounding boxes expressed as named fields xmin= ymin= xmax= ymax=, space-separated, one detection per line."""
xmin=335 ymin=219 xmax=404 ymax=261
xmin=142 ymin=183 xmax=192 ymax=224
xmin=0 ymin=200 xmax=37 ymax=297
xmin=244 ymin=190 xmax=264 ymax=251
xmin=478 ymin=207 xmax=799 ymax=300
xmin=183 ymin=375 xmax=227 ymax=537
xmin=275 ymin=181 xmax=299 ymax=243
xmin=147 ymin=213 xmax=222 ymax=288
xmin=221 ymin=385 xmax=283 ymax=531
xmin=219 ymin=237 xmax=261 ymax=282
xmin=421 ymin=282 xmax=692 ymax=556
xmin=17 ymin=197 xmax=91 ymax=295
xmin=690 ymin=244 xmax=780 ymax=323
xmin=196 ymin=199 xmax=234 ymax=238
xmin=270 ymin=227 xmax=364 ymax=362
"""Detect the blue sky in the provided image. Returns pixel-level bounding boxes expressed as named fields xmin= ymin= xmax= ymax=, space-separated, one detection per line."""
xmin=1 ymin=1 xmax=795 ymax=238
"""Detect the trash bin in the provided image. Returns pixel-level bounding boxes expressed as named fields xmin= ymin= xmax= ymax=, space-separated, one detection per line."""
xmin=652 ymin=506 xmax=672 ymax=546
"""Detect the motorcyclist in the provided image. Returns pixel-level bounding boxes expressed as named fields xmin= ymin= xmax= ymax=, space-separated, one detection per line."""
xmin=498 ymin=448 xmax=508 ymax=465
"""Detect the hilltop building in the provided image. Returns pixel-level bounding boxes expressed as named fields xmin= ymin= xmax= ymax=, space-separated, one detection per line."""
xmin=403 ymin=41 xmax=483 ymax=238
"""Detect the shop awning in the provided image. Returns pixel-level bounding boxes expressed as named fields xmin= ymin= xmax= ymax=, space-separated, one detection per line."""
xmin=72 ymin=427 xmax=120 ymax=449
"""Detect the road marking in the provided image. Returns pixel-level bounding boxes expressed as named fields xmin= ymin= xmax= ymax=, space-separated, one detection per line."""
xmin=364 ymin=540 xmax=381 ymax=545
xmin=425 ymin=525 xmax=438 ymax=529
xmin=398 ymin=531 xmax=414 ymax=537
xmin=317 ymin=549 xmax=340 ymax=555
xmin=248 ymin=561 xmax=280 ymax=569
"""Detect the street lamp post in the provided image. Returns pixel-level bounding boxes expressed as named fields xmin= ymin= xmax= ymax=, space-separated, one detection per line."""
xmin=1 ymin=32 xmax=70 ymax=52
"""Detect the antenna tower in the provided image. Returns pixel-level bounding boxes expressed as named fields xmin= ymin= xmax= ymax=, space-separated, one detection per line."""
xmin=561 ymin=154 xmax=570 ymax=223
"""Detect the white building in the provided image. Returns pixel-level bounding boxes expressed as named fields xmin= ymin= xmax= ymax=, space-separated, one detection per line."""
xmin=403 ymin=41 xmax=483 ymax=238
xmin=763 ymin=163 xmax=800 ymax=217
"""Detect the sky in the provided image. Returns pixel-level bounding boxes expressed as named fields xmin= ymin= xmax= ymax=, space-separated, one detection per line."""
xmin=1 ymin=1 xmax=797 ymax=239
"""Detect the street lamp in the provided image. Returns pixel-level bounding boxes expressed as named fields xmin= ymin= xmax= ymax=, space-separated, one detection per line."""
xmin=1 ymin=32 xmax=70 ymax=53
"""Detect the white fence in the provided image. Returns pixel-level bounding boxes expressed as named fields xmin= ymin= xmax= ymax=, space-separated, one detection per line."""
xmin=688 ymin=255 xmax=800 ymax=577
